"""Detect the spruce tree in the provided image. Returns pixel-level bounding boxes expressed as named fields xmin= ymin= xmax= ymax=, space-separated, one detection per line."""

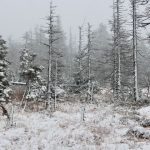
xmin=0 ymin=36 xmax=11 ymax=119
xmin=0 ymin=36 xmax=10 ymax=103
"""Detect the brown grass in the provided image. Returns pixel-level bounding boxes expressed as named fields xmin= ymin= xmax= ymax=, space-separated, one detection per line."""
xmin=27 ymin=101 xmax=46 ymax=112
xmin=11 ymin=87 xmax=25 ymax=102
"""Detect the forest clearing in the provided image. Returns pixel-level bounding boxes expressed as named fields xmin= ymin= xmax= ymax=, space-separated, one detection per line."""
xmin=1 ymin=0 xmax=150 ymax=149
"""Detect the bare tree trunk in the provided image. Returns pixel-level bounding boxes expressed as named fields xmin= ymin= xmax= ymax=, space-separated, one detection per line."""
xmin=132 ymin=0 xmax=139 ymax=101
xmin=79 ymin=26 xmax=83 ymax=75
xmin=113 ymin=0 xmax=117 ymax=100
xmin=69 ymin=28 xmax=73 ymax=82
xmin=91 ymin=82 xmax=94 ymax=101
xmin=54 ymin=58 xmax=58 ymax=111
xmin=116 ymin=0 xmax=121 ymax=99
xmin=147 ymin=76 xmax=150 ymax=97
xmin=47 ymin=1 xmax=54 ymax=110
xmin=87 ymin=23 xmax=92 ymax=101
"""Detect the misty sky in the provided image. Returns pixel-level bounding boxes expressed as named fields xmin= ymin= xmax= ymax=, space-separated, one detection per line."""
xmin=0 ymin=0 xmax=112 ymax=41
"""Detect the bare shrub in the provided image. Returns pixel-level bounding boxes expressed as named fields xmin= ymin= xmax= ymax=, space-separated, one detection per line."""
xmin=11 ymin=86 xmax=25 ymax=102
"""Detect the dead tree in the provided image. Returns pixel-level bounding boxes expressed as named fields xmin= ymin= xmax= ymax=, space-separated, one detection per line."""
xmin=46 ymin=1 xmax=57 ymax=110
xmin=79 ymin=26 xmax=83 ymax=74
xmin=72 ymin=25 xmax=88 ymax=95
xmin=43 ymin=2 xmax=64 ymax=111
xmin=54 ymin=57 xmax=58 ymax=111
xmin=73 ymin=24 xmax=94 ymax=100
xmin=87 ymin=23 xmax=93 ymax=101
xmin=116 ymin=0 xmax=121 ymax=99
xmin=132 ymin=0 xmax=139 ymax=101
xmin=112 ymin=0 xmax=122 ymax=101
xmin=74 ymin=26 xmax=84 ymax=87
xmin=112 ymin=0 xmax=132 ymax=101
xmin=68 ymin=28 xmax=74 ymax=82
xmin=112 ymin=0 xmax=118 ymax=100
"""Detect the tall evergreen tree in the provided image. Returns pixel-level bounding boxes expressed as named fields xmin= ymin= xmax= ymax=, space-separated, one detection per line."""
xmin=0 ymin=36 xmax=11 ymax=119
xmin=0 ymin=36 xmax=10 ymax=103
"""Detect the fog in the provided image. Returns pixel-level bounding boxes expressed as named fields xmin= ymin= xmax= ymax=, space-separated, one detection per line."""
xmin=0 ymin=0 xmax=112 ymax=41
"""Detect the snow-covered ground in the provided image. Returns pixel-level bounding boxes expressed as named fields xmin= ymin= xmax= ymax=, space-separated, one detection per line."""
xmin=0 ymin=101 xmax=150 ymax=150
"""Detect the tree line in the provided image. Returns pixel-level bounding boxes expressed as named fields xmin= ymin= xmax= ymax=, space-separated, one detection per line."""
xmin=1 ymin=0 xmax=150 ymax=118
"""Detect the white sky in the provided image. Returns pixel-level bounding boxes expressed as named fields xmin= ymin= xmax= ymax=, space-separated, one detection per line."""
xmin=0 ymin=0 xmax=112 ymax=41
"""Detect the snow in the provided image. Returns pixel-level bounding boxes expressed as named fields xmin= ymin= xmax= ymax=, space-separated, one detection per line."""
xmin=0 ymin=60 xmax=7 ymax=66
xmin=141 ymin=145 xmax=150 ymax=150
xmin=0 ymin=72 xmax=4 ymax=77
xmin=0 ymin=98 xmax=6 ymax=102
xmin=55 ymin=86 xmax=65 ymax=96
xmin=137 ymin=106 xmax=150 ymax=118
xmin=100 ymin=88 xmax=112 ymax=95
xmin=0 ymin=102 xmax=150 ymax=149
xmin=4 ymin=88 xmax=12 ymax=98
xmin=101 ymin=143 xmax=129 ymax=150
xmin=11 ymin=82 xmax=26 ymax=85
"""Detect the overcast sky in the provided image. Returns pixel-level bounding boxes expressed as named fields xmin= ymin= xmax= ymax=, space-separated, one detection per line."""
xmin=0 ymin=0 xmax=112 ymax=41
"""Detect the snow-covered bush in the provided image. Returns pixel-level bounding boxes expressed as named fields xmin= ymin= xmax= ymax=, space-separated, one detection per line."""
xmin=19 ymin=49 xmax=36 ymax=81
xmin=26 ymin=83 xmax=46 ymax=101
xmin=19 ymin=48 xmax=45 ymax=101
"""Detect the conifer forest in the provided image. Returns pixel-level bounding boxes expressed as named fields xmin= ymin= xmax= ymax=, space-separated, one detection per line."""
xmin=1 ymin=0 xmax=150 ymax=149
